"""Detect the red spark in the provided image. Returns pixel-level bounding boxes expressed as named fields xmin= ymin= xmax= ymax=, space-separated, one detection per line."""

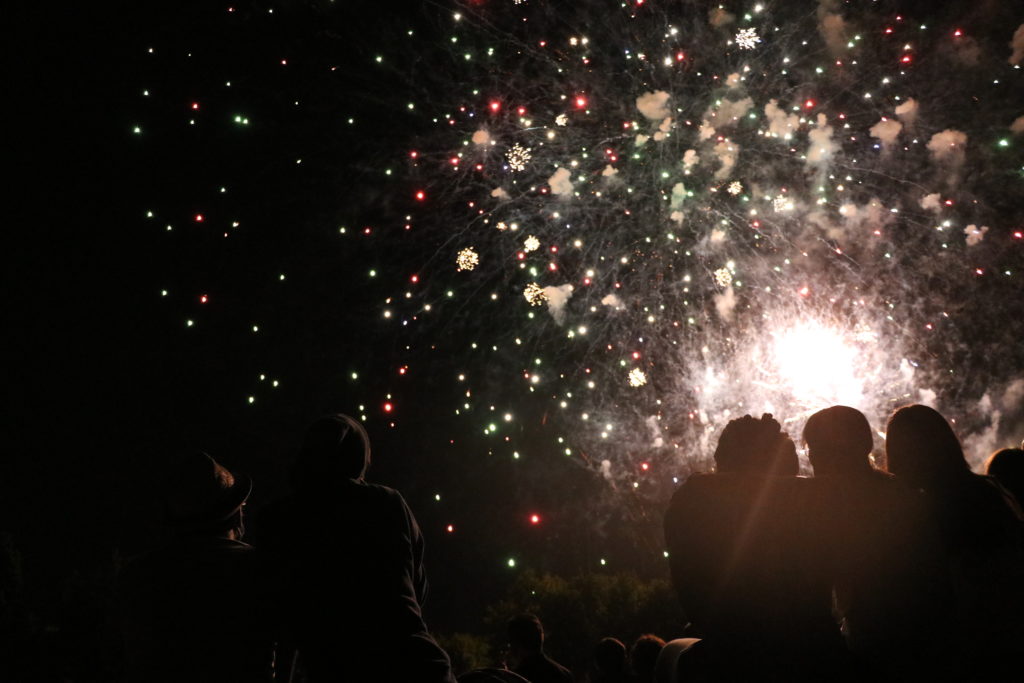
xmin=529 ymin=514 xmax=541 ymax=525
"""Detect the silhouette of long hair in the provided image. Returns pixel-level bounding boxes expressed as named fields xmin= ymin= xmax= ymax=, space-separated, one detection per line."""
xmin=885 ymin=404 xmax=970 ymax=486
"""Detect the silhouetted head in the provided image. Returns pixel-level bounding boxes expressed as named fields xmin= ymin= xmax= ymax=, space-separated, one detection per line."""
xmin=714 ymin=414 xmax=797 ymax=475
xmin=803 ymin=405 xmax=874 ymax=476
xmin=885 ymin=404 xmax=970 ymax=487
xmin=592 ymin=637 xmax=627 ymax=677
xmin=507 ymin=614 xmax=544 ymax=654
xmin=629 ymin=634 xmax=665 ymax=683
xmin=985 ymin=448 xmax=1024 ymax=505
xmin=162 ymin=450 xmax=251 ymax=537
xmin=290 ymin=414 xmax=371 ymax=491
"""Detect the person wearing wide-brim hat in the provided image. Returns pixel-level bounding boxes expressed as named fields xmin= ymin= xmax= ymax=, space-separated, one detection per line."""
xmin=119 ymin=451 xmax=273 ymax=683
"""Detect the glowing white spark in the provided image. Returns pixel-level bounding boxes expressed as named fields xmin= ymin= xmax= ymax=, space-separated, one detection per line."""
xmin=555 ymin=113 xmax=568 ymax=126
xmin=713 ymin=267 xmax=733 ymax=287
xmin=773 ymin=194 xmax=794 ymax=212
xmin=523 ymin=282 xmax=547 ymax=305
xmin=735 ymin=28 xmax=761 ymax=50
xmin=770 ymin=321 xmax=868 ymax=408
xmin=727 ymin=180 xmax=742 ymax=195
xmin=507 ymin=143 xmax=532 ymax=171
xmin=456 ymin=247 xmax=480 ymax=271
xmin=628 ymin=368 xmax=648 ymax=387
xmin=523 ymin=235 xmax=541 ymax=252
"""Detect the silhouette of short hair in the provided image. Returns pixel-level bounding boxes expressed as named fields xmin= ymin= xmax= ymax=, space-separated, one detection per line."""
xmin=803 ymin=405 xmax=874 ymax=475
xmin=885 ymin=404 xmax=969 ymax=485
xmin=629 ymin=634 xmax=665 ymax=681
xmin=507 ymin=614 xmax=544 ymax=650
xmin=290 ymin=414 xmax=371 ymax=490
xmin=593 ymin=637 xmax=626 ymax=673
xmin=985 ymin=448 xmax=1024 ymax=505
xmin=714 ymin=414 xmax=796 ymax=475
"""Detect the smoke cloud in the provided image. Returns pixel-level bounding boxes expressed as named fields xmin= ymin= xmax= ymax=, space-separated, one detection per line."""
xmin=920 ymin=193 xmax=942 ymax=212
xmin=601 ymin=294 xmax=624 ymax=310
xmin=817 ymin=0 xmax=848 ymax=55
xmin=869 ymin=118 xmax=902 ymax=148
xmin=548 ymin=167 xmax=574 ymax=197
xmin=636 ymin=90 xmax=671 ymax=120
xmin=712 ymin=97 xmax=754 ymax=126
xmin=963 ymin=224 xmax=989 ymax=246
xmin=542 ymin=284 xmax=574 ymax=324
xmin=708 ymin=7 xmax=735 ymax=28
xmin=1010 ymin=24 xmax=1024 ymax=65
xmin=764 ymin=99 xmax=799 ymax=139
xmin=806 ymin=113 xmax=838 ymax=167
xmin=927 ymin=129 xmax=967 ymax=164
xmin=895 ymin=98 xmax=919 ymax=127
xmin=683 ymin=149 xmax=700 ymax=170
xmin=713 ymin=140 xmax=739 ymax=180
xmin=714 ymin=285 xmax=737 ymax=321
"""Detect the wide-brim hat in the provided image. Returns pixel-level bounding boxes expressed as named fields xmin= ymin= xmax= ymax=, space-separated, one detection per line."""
xmin=163 ymin=451 xmax=252 ymax=525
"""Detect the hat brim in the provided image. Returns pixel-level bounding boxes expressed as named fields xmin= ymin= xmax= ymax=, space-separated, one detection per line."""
xmin=168 ymin=472 xmax=252 ymax=526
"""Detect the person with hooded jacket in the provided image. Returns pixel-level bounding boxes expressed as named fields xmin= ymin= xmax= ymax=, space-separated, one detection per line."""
xmin=257 ymin=414 xmax=455 ymax=683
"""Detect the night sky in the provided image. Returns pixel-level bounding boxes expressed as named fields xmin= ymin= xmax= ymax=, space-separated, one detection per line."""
xmin=9 ymin=0 xmax=1024 ymax=641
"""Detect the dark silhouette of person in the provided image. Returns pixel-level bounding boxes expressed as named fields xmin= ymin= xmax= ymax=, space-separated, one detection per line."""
xmin=505 ymin=614 xmax=572 ymax=683
xmin=886 ymin=405 xmax=1024 ymax=679
xmin=803 ymin=405 xmax=944 ymax=678
xmin=985 ymin=447 xmax=1024 ymax=509
xmin=589 ymin=636 xmax=628 ymax=683
xmin=257 ymin=414 xmax=455 ymax=683
xmin=627 ymin=633 xmax=664 ymax=683
xmin=663 ymin=414 xmax=847 ymax=680
xmin=118 ymin=451 xmax=273 ymax=683
xmin=458 ymin=669 xmax=531 ymax=683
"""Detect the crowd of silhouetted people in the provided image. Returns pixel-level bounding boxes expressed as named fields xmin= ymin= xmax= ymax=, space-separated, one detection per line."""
xmin=115 ymin=404 xmax=1024 ymax=682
